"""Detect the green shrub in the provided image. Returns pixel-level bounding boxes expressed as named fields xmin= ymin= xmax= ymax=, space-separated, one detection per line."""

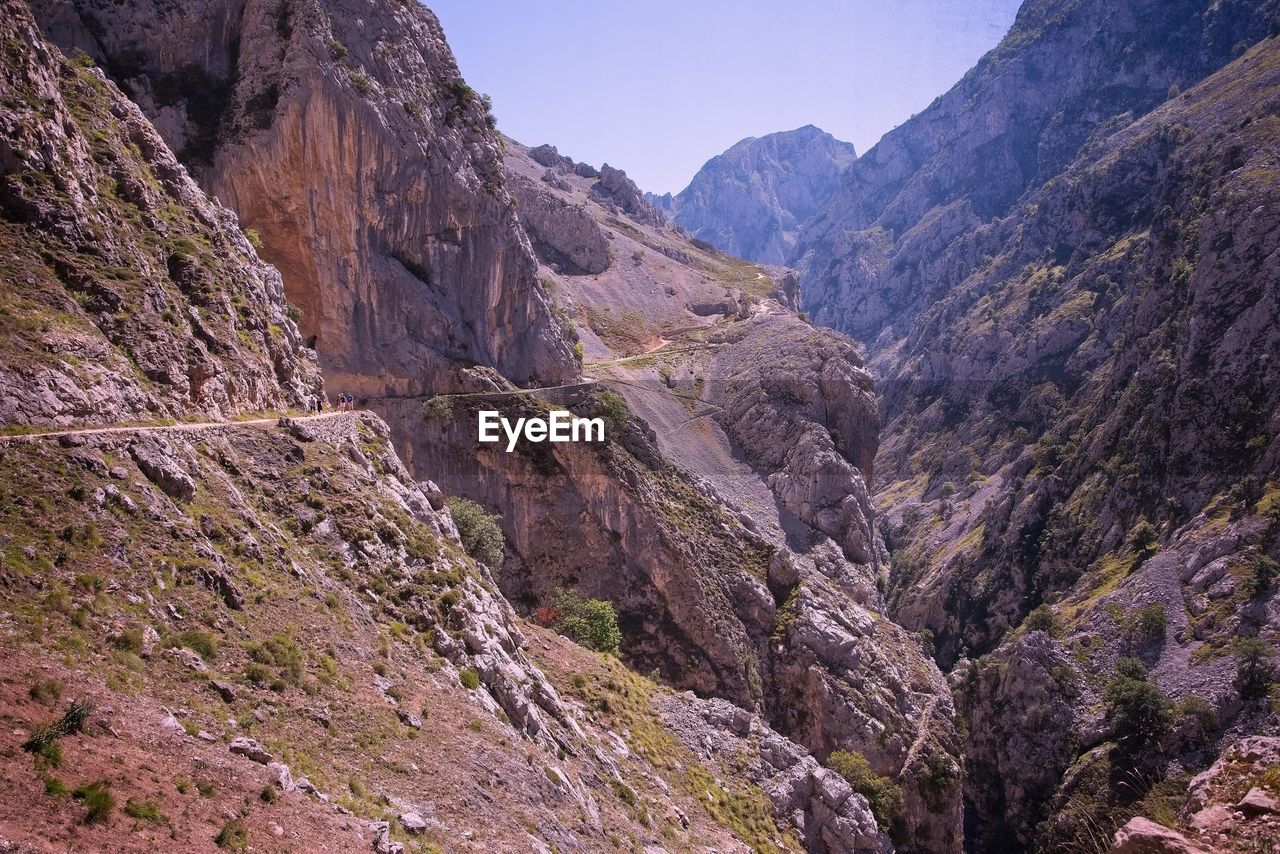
xmin=553 ymin=590 xmax=621 ymax=654
xmin=111 ymin=626 xmax=145 ymax=655
xmin=23 ymin=698 xmax=93 ymax=762
xmin=459 ymin=667 xmax=480 ymax=690
xmin=246 ymin=634 xmax=303 ymax=686
xmin=215 ymin=820 xmax=248 ymax=850
xmin=1241 ymin=555 xmax=1277 ymax=599
xmin=446 ymin=497 xmax=504 ymax=571
xmin=1024 ymin=604 xmax=1057 ymax=635
xmin=123 ymin=798 xmax=166 ymax=822
xmin=594 ymin=390 xmax=629 ymax=438
xmin=244 ymin=229 xmax=263 ymax=250
xmin=1131 ymin=519 xmax=1159 ymax=553
xmin=1105 ymin=663 xmax=1173 ymax=753
xmin=1130 ymin=603 xmax=1168 ymax=642
xmin=1236 ymin=637 xmax=1274 ymax=699
xmin=827 ymin=750 xmax=903 ymax=830
xmin=1175 ymin=695 xmax=1218 ymax=746
xmin=74 ymin=780 xmax=115 ymax=824
xmin=168 ymin=630 xmax=218 ymax=661
xmin=420 ymin=395 xmax=454 ymax=422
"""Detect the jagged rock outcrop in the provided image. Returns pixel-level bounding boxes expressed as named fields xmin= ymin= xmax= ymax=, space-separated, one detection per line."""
xmin=35 ymin=0 xmax=576 ymax=397
xmin=495 ymin=137 xmax=965 ymax=851
xmin=658 ymin=694 xmax=891 ymax=852
xmin=0 ymin=0 xmax=321 ymax=425
xmin=654 ymin=125 xmax=856 ymax=265
xmin=590 ymin=163 xmax=664 ymax=227
xmin=708 ymin=312 xmax=879 ymax=566
xmin=508 ymin=172 xmax=612 ymax=274
xmin=797 ymin=0 xmax=1280 ymax=342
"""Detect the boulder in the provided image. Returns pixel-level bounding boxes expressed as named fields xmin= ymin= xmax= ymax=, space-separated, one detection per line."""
xmin=1111 ymin=817 xmax=1210 ymax=853
xmin=229 ymin=737 xmax=273 ymax=764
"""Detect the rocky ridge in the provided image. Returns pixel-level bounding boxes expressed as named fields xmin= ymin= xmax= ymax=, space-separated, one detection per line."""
xmin=790 ymin=0 xmax=1280 ymax=848
xmin=1 ymin=2 xmax=321 ymax=425
xmin=0 ymin=3 xmax=899 ymax=850
xmin=497 ymin=139 xmax=963 ymax=851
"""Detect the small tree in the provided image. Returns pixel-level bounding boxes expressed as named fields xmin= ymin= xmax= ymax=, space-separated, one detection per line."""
xmin=445 ymin=497 xmax=504 ymax=571
xmin=1130 ymin=602 xmax=1168 ymax=643
xmin=553 ymin=590 xmax=621 ymax=654
xmin=1235 ymin=637 xmax=1274 ymax=699
xmin=827 ymin=749 xmax=904 ymax=830
xmin=1105 ymin=660 xmax=1173 ymax=753
xmin=1131 ymin=519 xmax=1159 ymax=554
xmin=1241 ymin=555 xmax=1277 ymax=599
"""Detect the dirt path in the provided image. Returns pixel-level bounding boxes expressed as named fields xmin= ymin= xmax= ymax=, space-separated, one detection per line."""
xmin=0 ymin=411 xmax=354 ymax=445
xmin=361 ymin=379 xmax=601 ymax=403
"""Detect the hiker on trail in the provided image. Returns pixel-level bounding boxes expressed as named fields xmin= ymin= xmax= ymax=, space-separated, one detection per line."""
xmin=335 ymin=393 xmax=345 ymax=412
xmin=347 ymin=393 xmax=355 ymax=410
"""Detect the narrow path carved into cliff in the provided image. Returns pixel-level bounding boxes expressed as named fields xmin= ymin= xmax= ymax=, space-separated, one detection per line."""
xmin=0 ymin=411 xmax=356 ymax=444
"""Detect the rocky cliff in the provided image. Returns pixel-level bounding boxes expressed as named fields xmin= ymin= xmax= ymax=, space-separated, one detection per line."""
xmin=482 ymin=139 xmax=964 ymax=851
xmin=652 ymin=125 xmax=856 ymax=265
xmin=35 ymin=0 xmax=576 ymax=397
xmin=0 ymin=5 xmax=897 ymax=850
xmin=1 ymin=2 xmax=321 ymax=425
xmin=793 ymin=0 xmax=1280 ymax=848
xmin=797 ymin=0 xmax=1280 ymax=344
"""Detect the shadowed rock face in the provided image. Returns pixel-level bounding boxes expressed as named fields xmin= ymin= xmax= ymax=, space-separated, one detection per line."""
xmin=35 ymin=0 xmax=576 ymax=397
xmin=654 ymin=125 xmax=856 ymax=266
xmin=1 ymin=0 xmax=321 ymax=426
xmin=791 ymin=0 xmax=1280 ymax=847
xmin=796 ymin=0 xmax=1280 ymax=344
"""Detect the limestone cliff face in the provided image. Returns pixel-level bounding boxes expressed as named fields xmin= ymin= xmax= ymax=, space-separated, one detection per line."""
xmin=797 ymin=0 xmax=1280 ymax=344
xmin=35 ymin=0 xmax=576 ymax=396
xmin=1 ymin=0 xmax=320 ymax=425
xmin=654 ymin=125 xmax=856 ymax=265
xmin=500 ymin=139 xmax=964 ymax=851
xmin=792 ymin=2 xmax=1280 ymax=846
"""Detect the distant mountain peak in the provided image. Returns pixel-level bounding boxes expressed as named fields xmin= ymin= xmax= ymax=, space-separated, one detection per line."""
xmin=661 ymin=126 xmax=856 ymax=265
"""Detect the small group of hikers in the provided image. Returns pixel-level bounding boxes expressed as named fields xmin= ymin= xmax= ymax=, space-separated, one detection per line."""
xmin=310 ymin=393 xmax=355 ymax=413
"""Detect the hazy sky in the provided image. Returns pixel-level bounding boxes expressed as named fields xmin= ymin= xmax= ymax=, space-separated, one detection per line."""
xmin=429 ymin=1 xmax=1023 ymax=194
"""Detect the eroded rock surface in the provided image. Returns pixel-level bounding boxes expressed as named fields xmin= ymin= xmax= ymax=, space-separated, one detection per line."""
xmin=36 ymin=0 xmax=576 ymax=397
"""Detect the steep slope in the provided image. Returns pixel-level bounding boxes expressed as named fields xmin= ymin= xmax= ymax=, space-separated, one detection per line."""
xmin=488 ymin=140 xmax=964 ymax=852
xmin=651 ymin=126 xmax=856 ymax=265
xmin=0 ymin=6 xmax=893 ymax=851
xmin=36 ymin=0 xmax=576 ymax=396
xmin=903 ymin=38 xmax=1280 ymax=850
xmin=795 ymin=6 xmax=1280 ymax=849
xmin=792 ymin=0 xmax=1280 ymax=848
xmin=797 ymin=0 xmax=1280 ymax=344
xmin=0 ymin=8 xmax=321 ymax=425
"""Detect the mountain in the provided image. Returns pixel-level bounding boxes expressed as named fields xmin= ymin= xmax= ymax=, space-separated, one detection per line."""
xmin=793 ymin=0 xmax=1280 ymax=848
xmin=5 ymin=1 xmax=958 ymax=851
xmin=797 ymin=0 xmax=1280 ymax=343
xmin=35 ymin=0 xmax=575 ymax=397
xmin=650 ymin=125 xmax=856 ymax=265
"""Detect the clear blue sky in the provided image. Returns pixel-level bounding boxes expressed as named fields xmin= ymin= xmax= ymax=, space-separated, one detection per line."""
xmin=428 ymin=1 xmax=1023 ymax=194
